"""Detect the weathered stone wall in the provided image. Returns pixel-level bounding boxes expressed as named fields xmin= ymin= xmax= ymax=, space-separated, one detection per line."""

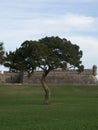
xmin=23 ymin=69 xmax=97 ymax=84
xmin=0 ymin=72 xmax=23 ymax=83
xmin=0 ymin=66 xmax=97 ymax=84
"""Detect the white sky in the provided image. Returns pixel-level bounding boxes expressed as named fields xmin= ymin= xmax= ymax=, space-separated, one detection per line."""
xmin=0 ymin=0 xmax=98 ymax=71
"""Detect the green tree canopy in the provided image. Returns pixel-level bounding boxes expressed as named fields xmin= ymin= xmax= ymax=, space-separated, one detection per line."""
xmin=0 ymin=42 xmax=5 ymax=64
xmin=4 ymin=36 xmax=84 ymax=104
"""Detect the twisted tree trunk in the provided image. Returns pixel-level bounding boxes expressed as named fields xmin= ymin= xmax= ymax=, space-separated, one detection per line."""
xmin=41 ymin=71 xmax=51 ymax=105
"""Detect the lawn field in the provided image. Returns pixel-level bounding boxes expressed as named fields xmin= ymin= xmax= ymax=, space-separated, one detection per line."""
xmin=0 ymin=84 xmax=98 ymax=130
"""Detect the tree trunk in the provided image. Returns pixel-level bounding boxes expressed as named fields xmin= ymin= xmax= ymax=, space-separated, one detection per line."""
xmin=41 ymin=73 xmax=51 ymax=105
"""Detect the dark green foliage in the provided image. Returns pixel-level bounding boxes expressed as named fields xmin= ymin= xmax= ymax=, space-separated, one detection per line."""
xmin=4 ymin=36 xmax=84 ymax=74
xmin=0 ymin=42 xmax=5 ymax=64
xmin=39 ymin=36 xmax=84 ymax=73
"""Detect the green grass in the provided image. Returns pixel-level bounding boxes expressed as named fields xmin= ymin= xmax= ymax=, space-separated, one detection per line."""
xmin=0 ymin=84 xmax=98 ymax=130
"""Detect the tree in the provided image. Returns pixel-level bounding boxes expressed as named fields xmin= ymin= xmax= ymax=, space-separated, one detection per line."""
xmin=4 ymin=36 xmax=84 ymax=104
xmin=0 ymin=42 xmax=5 ymax=64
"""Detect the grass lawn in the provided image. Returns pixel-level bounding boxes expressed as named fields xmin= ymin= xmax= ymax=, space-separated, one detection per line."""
xmin=0 ymin=84 xmax=98 ymax=130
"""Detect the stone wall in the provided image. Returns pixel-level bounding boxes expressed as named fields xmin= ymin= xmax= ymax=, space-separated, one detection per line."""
xmin=0 ymin=65 xmax=97 ymax=84
xmin=23 ymin=69 xmax=97 ymax=85
xmin=0 ymin=72 xmax=23 ymax=83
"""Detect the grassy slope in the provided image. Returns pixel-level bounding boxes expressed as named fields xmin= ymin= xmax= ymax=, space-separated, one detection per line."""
xmin=0 ymin=85 xmax=98 ymax=130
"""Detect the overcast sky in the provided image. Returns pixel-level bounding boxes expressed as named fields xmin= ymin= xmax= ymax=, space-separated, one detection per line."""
xmin=0 ymin=0 xmax=98 ymax=71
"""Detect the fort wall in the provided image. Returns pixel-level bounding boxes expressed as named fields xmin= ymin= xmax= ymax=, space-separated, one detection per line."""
xmin=23 ymin=69 xmax=97 ymax=84
xmin=0 ymin=65 xmax=97 ymax=85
